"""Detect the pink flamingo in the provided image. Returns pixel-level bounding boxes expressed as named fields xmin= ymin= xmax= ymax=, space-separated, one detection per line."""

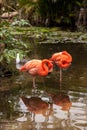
xmin=50 ymin=51 xmax=72 ymax=86
xmin=19 ymin=59 xmax=53 ymax=88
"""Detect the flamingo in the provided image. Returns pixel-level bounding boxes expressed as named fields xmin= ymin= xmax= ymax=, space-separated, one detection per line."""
xmin=19 ymin=59 xmax=53 ymax=88
xmin=50 ymin=51 xmax=72 ymax=86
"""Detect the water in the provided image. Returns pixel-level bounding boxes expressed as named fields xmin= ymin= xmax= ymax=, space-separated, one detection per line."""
xmin=0 ymin=43 xmax=87 ymax=130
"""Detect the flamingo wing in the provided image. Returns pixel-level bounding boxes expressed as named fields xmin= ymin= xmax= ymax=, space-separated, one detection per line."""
xmin=20 ymin=59 xmax=42 ymax=76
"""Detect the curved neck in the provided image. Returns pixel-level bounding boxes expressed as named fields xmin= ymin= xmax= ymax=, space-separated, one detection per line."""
xmin=42 ymin=59 xmax=53 ymax=71
xmin=62 ymin=51 xmax=72 ymax=63
xmin=39 ymin=59 xmax=53 ymax=76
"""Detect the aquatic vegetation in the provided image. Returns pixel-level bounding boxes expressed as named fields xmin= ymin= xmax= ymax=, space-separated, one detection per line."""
xmin=11 ymin=19 xmax=31 ymax=27
xmin=0 ymin=26 xmax=87 ymax=65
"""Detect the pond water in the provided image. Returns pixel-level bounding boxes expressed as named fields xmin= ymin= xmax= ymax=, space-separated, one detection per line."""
xmin=0 ymin=43 xmax=87 ymax=130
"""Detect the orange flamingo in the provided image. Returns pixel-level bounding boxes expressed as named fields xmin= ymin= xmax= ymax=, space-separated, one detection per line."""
xmin=50 ymin=51 xmax=72 ymax=85
xmin=19 ymin=59 xmax=53 ymax=88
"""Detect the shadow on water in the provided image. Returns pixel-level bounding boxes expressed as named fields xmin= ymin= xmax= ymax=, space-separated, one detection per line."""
xmin=0 ymin=43 xmax=87 ymax=130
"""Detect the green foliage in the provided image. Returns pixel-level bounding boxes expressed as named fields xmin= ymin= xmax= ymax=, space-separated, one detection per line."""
xmin=0 ymin=28 xmax=15 ymax=46
xmin=11 ymin=19 xmax=31 ymax=27
xmin=18 ymin=0 xmax=37 ymax=7
xmin=0 ymin=20 xmax=10 ymax=27
xmin=18 ymin=0 xmax=30 ymax=6
xmin=0 ymin=27 xmax=30 ymax=63
xmin=1 ymin=49 xmax=23 ymax=63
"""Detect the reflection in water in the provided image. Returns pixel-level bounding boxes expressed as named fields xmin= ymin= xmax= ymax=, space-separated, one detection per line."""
xmin=0 ymin=43 xmax=87 ymax=130
xmin=21 ymin=96 xmax=50 ymax=115
xmin=46 ymin=91 xmax=72 ymax=129
xmin=0 ymin=79 xmax=87 ymax=129
xmin=52 ymin=93 xmax=72 ymax=111
xmin=16 ymin=89 xmax=73 ymax=129
xmin=15 ymin=86 xmax=87 ymax=130
xmin=16 ymin=92 xmax=53 ymax=129
xmin=68 ymin=91 xmax=87 ymax=130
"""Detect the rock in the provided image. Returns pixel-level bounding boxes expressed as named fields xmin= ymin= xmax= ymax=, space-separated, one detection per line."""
xmin=1 ymin=11 xmax=18 ymax=19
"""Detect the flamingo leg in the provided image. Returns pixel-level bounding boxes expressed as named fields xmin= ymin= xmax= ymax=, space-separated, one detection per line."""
xmin=59 ymin=68 xmax=62 ymax=89
xmin=32 ymin=76 xmax=36 ymax=88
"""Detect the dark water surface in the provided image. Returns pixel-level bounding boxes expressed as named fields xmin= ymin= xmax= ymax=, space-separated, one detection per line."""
xmin=0 ymin=43 xmax=87 ymax=130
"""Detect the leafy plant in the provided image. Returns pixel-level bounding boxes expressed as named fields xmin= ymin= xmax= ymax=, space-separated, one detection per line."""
xmin=0 ymin=27 xmax=30 ymax=63
xmin=1 ymin=49 xmax=24 ymax=63
xmin=11 ymin=19 xmax=31 ymax=27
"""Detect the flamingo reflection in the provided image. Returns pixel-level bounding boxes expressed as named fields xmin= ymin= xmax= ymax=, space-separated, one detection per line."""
xmin=47 ymin=89 xmax=72 ymax=112
xmin=51 ymin=93 xmax=72 ymax=111
xmin=20 ymin=96 xmax=53 ymax=122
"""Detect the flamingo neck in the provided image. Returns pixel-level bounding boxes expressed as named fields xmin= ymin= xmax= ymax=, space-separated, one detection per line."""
xmin=39 ymin=59 xmax=53 ymax=76
xmin=62 ymin=51 xmax=72 ymax=63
